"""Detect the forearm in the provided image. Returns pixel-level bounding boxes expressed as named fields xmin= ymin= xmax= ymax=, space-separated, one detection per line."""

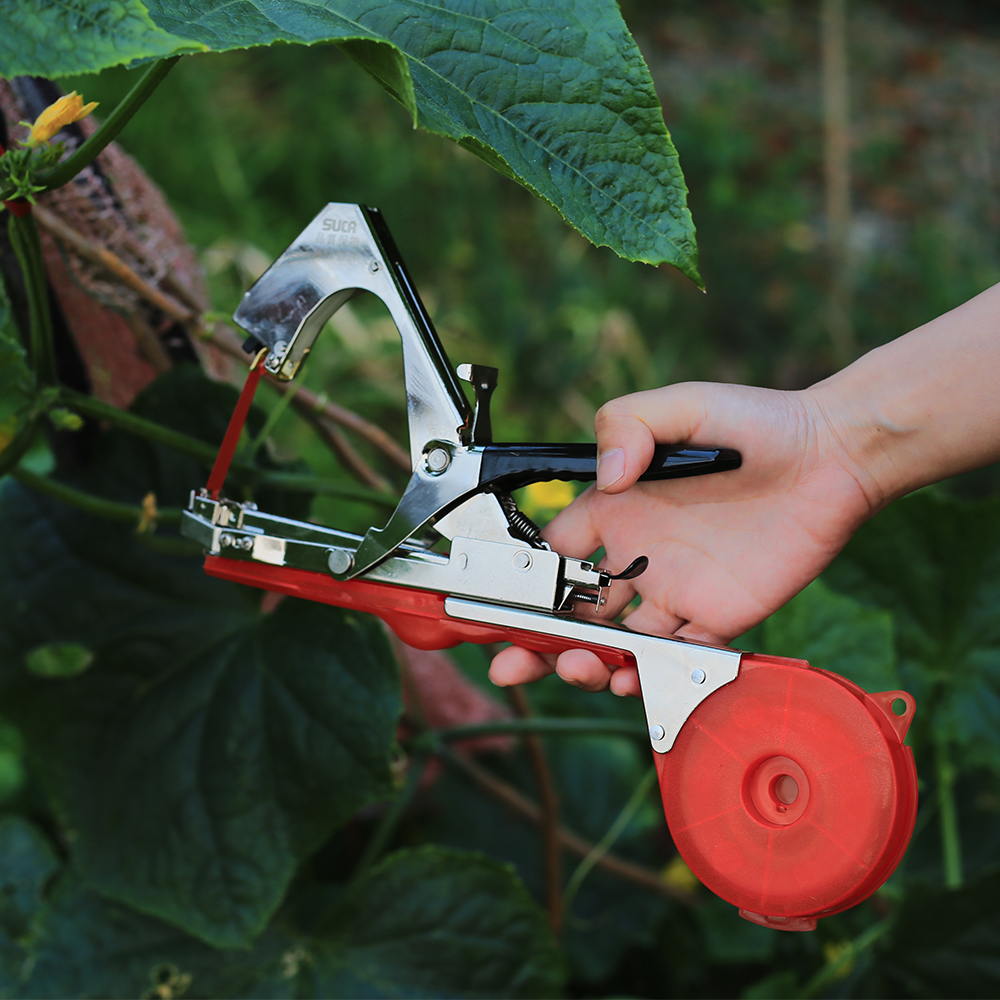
xmin=808 ymin=281 xmax=1000 ymax=507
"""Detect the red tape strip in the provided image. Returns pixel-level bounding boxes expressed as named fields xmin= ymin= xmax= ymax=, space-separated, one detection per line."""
xmin=206 ymin=349 xmax=268 ymax=498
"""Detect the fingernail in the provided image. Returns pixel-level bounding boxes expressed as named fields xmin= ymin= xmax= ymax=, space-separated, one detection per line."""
xmin=596 ymin=448 xmax=625 ymax=490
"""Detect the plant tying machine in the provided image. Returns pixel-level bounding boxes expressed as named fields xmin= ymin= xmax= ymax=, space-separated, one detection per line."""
xmin=181 ymin=204 xmax=918 ymax=931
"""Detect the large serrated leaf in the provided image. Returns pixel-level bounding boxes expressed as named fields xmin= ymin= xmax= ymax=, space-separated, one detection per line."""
xmin=16 ymin=848 xmax=563 ymax=999
xmin=20 ymin=873 xmax=294 ymax=999
xmin=0 ymin=0 xmax=205 ymax=77
xmin=0 ymin=480 xmax=400 ymax=948
xmin=0 ymin=0 xmax=698 ymax=278
xmin=0 ymin=368 xmax=401 ymax=948
xmin=300 ymin=846 xmax=565 ymax=998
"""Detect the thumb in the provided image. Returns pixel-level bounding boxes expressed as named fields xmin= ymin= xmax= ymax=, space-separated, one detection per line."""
xmin=594 ymin=385 xmax=710 ymax=494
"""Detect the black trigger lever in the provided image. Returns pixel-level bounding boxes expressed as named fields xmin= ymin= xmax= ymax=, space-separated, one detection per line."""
xmin=609 ymin=556 xmax=648 ymax=581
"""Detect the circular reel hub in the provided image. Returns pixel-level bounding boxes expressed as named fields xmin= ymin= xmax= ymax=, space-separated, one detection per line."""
xmin=655 ymin=654 xmax=917 ymax=931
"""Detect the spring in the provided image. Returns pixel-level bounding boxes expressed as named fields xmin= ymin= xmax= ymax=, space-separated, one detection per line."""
xmin=496 ymin=493 xmax=549 ymax=549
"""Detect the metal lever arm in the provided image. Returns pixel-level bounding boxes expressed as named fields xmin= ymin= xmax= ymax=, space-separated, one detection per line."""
xmin=232 ymin=203 xmax=472 ymax=468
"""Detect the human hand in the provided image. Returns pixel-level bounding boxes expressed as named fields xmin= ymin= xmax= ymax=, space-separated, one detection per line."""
xmin=489 ymin=381 xmax=883 ymax=697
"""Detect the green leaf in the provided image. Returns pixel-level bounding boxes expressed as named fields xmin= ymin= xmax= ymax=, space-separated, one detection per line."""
xmin=21 ymin=873 xmax=294 ymax=1000
xmin=873 ymin=866 xmax=1000 ymax=997
xmin=761 ymin=578 xmax=899 ymax=693
xmin=0 ymin=1 xmax=699 ymax=278
xmin=25 ymin=642 xmax=94 ymax=677
xmin=0 ymin=369 xmax=400 ymax=947
xmin=427 ymin=732 xmax=665 ymax=985
xmin=0 ymin=816 xmax=59 ymax=940
xmin=17 ymin=849 xmax=563 ymax=999
xmin=0 ymin=0 xmax=204 ymax=77
xmin=0 ymin=817 xmax=59 ymax=996
xmin=825 ymin=492 xmax=1000 ymax=769
xmin=297 ymin=846 xmax=565 ymax=999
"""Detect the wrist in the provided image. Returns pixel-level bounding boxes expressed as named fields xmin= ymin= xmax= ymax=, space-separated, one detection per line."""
xmin=803 ymin=354 xmax=916 ymax=514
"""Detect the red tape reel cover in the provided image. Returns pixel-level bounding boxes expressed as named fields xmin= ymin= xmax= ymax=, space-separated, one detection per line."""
xmin=655 ymin=654 xmax=917 ymax=931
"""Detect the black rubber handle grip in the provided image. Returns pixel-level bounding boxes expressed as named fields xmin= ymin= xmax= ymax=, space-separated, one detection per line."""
xmin=479 ymin=443 xmax=741 ymax=492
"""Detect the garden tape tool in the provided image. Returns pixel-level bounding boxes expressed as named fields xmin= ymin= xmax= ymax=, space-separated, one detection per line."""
xmin=181 ymin=204 xmax=918 ymax=931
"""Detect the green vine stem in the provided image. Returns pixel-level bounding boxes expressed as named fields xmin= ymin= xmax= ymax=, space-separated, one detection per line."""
xmin=12 ymin=466 xmax=181 ymax=526
xmin=57 ymin=388 xmax=396 ymax=506
xmin=7 ymin=213 xmax=55 ymax=384
xmin=562 ymin=765 xmax=657 ymax=922
xmin=800 ymin=916 xmax=893 ymax=999
xmin=0 ymin=57 xmax=181 ymax=202
xmin=935 ymin=732 xmax=964 ymax=889
xmin=350 ymin=754 xmax=429 ymax=885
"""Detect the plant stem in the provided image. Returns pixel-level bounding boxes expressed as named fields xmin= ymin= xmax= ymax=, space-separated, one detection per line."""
xmin=351 ymin=754 xmax=429 ymax=884
xmin=60 ymin=388 xmax=219 ymax=463
xmin=801 ymin=916 xmax=893 ymax=999
xmin=7 ymin=213 xmax=55 ymax=384
xmin=245 ymin=379 xmax=299 ymax=459
xmin=57 ymin=388 xmax=396 ymax=506
xmin=508 ymin=687 xmax=562 ymax=935
xmin=12 ymin=466 xmax=182 ymax=525
xmin=936 ymin=733 xmax=964 ymax=888
xmin=39 ymin=57 xmax=182 ymax=194
xmin=562 ymin=766 xmax=657 ymax=921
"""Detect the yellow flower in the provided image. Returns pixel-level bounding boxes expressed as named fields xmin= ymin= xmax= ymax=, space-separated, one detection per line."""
xmin=662 ymin=854 xmax=700 ymax=893
xmin=23 ymin=92 xmax=98 ymax=147
xmin=519 ymin=479 xmax=576 ymax=518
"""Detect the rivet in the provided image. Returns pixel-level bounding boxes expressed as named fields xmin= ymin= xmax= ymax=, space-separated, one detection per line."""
xmin=369 ymin=260 xmax=380 ymax=273
xmin=691 ymin=668 xmax=706 ymax=685
xmin=456 ymin=552 xmax=468 ymax=570
xmin=513 ymin=550 xmax=532 ymax=571
xmin=328 ymin=549 xmax=354 ymax=575
xmin=649 ymin=724 xmax=665 ymax=741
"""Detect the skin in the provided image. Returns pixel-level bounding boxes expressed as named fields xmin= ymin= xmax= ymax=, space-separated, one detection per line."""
xmin=489 ymin=281 xmax=1000 ymax=697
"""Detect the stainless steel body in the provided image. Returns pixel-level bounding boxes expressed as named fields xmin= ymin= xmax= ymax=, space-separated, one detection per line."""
xmin=185 ymin=202 xmax=747 ymax=755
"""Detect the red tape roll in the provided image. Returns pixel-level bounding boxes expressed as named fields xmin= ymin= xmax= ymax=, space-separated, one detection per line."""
xmin=655 ymin=654 xmax=917 ymax=930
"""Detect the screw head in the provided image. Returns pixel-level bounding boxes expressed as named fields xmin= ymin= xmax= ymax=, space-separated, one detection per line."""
xmin=649 ymin=724 xmax=665 ymax=741
xmin=327 ymin=549 xmax=354 ymax=575
xmin=691 ymin=668 xmax=707 ymax=685
xmin=425 ymin=447 xmax=451 ymax=474
xmin=513 ymin=550 xmax=532 ymax=571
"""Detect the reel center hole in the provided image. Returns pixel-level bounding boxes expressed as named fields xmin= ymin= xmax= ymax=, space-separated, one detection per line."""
xmin=746 ymin=756 xmax=809 ymax=826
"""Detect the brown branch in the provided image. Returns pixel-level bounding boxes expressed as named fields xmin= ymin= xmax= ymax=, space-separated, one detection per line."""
xmin=296 ymin=403 xmax=394 ymax=493
xmin=441 ymin=746 xmax=698 ymax=908
xmin=508 ymin=686 xmax=563 ymax=934
xmin=33 ymin=204 xmax=196 ymax=325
